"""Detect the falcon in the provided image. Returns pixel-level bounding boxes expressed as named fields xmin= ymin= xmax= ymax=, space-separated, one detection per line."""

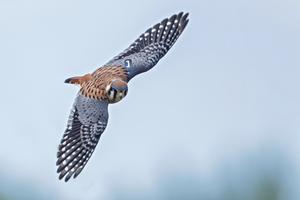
xmin=56 ymin=12 xmax=189 ymax=182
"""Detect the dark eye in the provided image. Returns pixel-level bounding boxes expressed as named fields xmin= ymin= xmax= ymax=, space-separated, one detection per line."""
xmin=124 ymin=90 xmax=128 ymax=96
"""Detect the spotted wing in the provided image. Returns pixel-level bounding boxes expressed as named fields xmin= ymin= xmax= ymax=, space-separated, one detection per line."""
xmin=106 ymin=12 xmax=189 ymax=80
xmin=56 ymin=94 xmax=109 ymax=182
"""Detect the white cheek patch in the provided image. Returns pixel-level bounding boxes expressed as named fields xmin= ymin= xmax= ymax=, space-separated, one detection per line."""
xmin=109 ymin=90 xmax=115 ymax=100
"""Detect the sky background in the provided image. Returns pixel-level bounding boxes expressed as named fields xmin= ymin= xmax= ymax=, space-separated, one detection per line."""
xmin=0 ymin=0 xmax=300 ymax=199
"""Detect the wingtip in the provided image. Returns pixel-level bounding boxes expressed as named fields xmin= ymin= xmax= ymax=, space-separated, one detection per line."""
xmin=177 ymin=11 xmax=189 ymax=18
xmin=58 ymin=172 xmax=65 ymax=180
xmin=181 ymin=12 xmax=189 ymax=22
xmin=174 ymin=12 xmax=190 ymax=26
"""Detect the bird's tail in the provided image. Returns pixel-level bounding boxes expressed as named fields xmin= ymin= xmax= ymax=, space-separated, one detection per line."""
xmin=64 ymin=74 xmax=92 ymax=85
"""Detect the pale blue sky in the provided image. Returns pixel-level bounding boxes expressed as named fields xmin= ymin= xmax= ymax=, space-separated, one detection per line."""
xmin=0 ymin=0 xmax=299 ymax=199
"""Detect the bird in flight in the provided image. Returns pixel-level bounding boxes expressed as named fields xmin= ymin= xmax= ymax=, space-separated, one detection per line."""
xmin=56 ymin=12 xmax=189 ymax=182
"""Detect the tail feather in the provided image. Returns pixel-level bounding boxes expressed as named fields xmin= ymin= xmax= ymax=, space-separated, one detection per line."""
xmin=64 ymin=74 xmax=92 ymax=85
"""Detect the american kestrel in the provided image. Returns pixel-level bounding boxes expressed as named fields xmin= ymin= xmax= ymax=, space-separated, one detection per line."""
xmin=56 ymin=12 xmax=189 ymax=181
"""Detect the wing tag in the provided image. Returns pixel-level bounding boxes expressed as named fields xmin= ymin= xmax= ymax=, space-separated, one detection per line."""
xmin=125 ymin=59 xmax=132 ymax=68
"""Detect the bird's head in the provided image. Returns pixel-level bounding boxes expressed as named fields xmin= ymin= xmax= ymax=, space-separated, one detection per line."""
xmin=106 ymin=79 xmax=128 ymax=103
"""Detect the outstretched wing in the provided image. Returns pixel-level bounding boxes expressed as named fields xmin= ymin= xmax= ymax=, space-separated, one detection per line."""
xmin=56 ymin=94 xmax=109 ymax=182
xmin=106 ymin=12 xmax=189 ymax=80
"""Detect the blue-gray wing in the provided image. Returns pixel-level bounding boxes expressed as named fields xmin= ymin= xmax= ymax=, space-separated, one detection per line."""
xmin=56 ymin=94 xmax=109 ymax=182
xmin=106 ymin=12 xmax=189 ymax=80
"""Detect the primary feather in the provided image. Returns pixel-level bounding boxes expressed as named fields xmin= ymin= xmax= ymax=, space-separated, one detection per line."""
xmin=107 ymin=12 xmax=189 ymax=80
xmin=56 ymin=95 xmax=108 ymax=182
